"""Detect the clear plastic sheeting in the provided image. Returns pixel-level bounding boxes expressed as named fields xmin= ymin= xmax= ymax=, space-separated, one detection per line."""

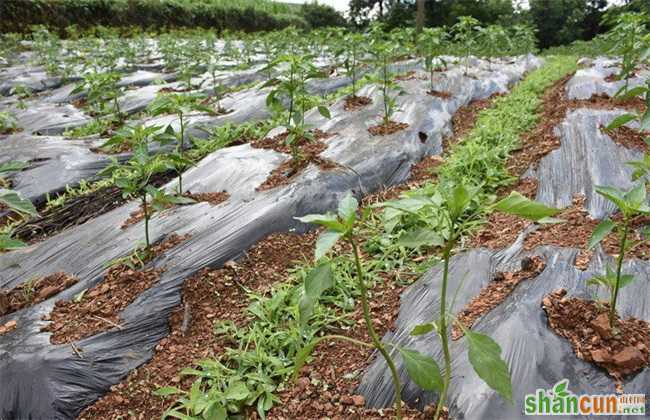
xmin=358 ymin=244 xmax=650 ymax=420
xmin=0 ymin=55 xmax=541 ymax=419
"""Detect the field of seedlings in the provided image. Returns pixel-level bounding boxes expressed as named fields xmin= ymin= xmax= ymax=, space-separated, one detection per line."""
xmin=0 ymin=11 xmax=649 ymax=420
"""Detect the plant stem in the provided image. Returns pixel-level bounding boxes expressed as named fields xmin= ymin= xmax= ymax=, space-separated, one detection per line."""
xmin=609 ymin=218 xmax=629 ymax=327
xmin=142 ymin=194 xmax=150 ymax=249
xmin=350 ymin=238 xmax=402 ymax=420
xmin=178 ymin=112 xmax=185 ymax=195
xmin=434 ymin=241 xmax=453 ymax=420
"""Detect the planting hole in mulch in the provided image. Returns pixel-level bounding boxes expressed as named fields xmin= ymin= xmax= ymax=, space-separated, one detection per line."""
xmin=41 ymin=233 xmax=189 ymax=344
xmin=600 ymin=125 xmax=650 ymax=153
xmin=343 ymin=95 xmax=372 ymax=111
xmin=368 ymin=120 xmax=409 ymax=136
xmin=427 ymin=89 xmax=452 ymax=100
xmin=394 ymin=70 xmax=417 ymax=81
xmin=252 ymin=130 xmax=338 ymax=191
xmin=0 ymin=272 xmax=78 ymax=317
xmin=543 ymin=289 xmax=650 ymax=382
xmin=471 ymin=194 xmax=650 ymax=266
xmin=452 ymin=256 xmax=546 ymax=340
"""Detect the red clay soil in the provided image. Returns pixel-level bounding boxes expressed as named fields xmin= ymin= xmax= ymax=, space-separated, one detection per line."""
xmin=601 ymin=126 xmax=650 ymax=153
xmin=252 ymin=130 xmax=338 ymax=191
xmin=543 ymin=288 xmax=650 ymax=381
xmin=344 ymin=95 xmax=372 ymax=111
xmin=508 ymin=74 xmax=647 ymax=177
xmin=269 ymin=269 xmax=441 ymax=420
xmin=427 ymin=90 xmax=452 ymax=100
xmin=471 ymin=195 xmax=650 ymax=266
xmin=451 ymin=256 xmax=546 ymax=340
xmin=368 ymin=121 xmax=409 ymax=136
xmin=79 ymin=231 xmax=319 ymax=419
xmin=41 ymin=233 xmax=189 ymax=344
xmin=0 ymin=272 xmax=78 ymax=317
xmin=0 ymin=319 xmax=17 ymax=335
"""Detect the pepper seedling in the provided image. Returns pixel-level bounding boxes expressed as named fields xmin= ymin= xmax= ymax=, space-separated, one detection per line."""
xmin=367 ymin=29 xmax=406 ymax=127
xmin=587 ymin=183 xmax=650 ymax=327
xmin=148 ymin=93 xmax=213 ymax=195
xmin=452 ymin=16 xmax=481 ymax=76
xmin=294 ymin=192 xmax=441 ymax=420
xmin=382 ymin=186 xmax=559 ymax=420
xmin=418 ymin=27 xmax=448 ymax=92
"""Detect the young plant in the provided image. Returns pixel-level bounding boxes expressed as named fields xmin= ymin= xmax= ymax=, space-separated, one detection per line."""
xmin=587 ymin=183 xmax=650 ymax=327
xmin=148 ymin=93 xmax=212 ymax=195
xmin=262 ymin=54 xmax=330 ymax=162
xmin=382 ymin=186 xmax=559 ymax=420
xmin=0 ymin=161 xmax=37 ymax=251
xmin=0 ymin=111 xmax=18 ymax=134
xmin=73 ymin=70 xmax=124 ymax=121
xmin=452 ymin=16 xmax=481 ymax=76
xmin=477 ymin=25 xmax=510 ymax=70
xmin=100 ymin=134 xmax=191 ymax=250
xmin=605 ymin=12 xmax=649 ymax=92
xmin=294 ymin=192 xmax=441 ymax=420
xmin=605 ymin=79 xmax=650 ymax=132
xmin=368 ymin=34 xmax=405 ymax=127
xmin=418 ymin=27 xmax=448 ymax=92
xmin=334 ymin=32 xmax=367 ymax=100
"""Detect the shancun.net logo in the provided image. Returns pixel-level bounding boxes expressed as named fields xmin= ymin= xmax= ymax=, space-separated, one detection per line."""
xmin=524 ymin=379 xmax=646 ymax=416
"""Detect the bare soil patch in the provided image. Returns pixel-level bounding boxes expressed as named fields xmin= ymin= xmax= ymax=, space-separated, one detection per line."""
xmin=427 ymin=90 xmax=452 ymax=100
xmin=601 ymin=125 xmax=650 ymax=153
xmin=41 ymin=233 xmax=189 ymax=344
xmin=543 ymin=289 xmax=650 ymax=382
xmin=0 ymin=272 xmax=78 ymax=317
xmin=344 ymin=95 xmax=372 ymax=111
xmin=368 ymin=121 xmax=409 ymax=136
xmin=452 ymin=256 xmax=546 ymax=340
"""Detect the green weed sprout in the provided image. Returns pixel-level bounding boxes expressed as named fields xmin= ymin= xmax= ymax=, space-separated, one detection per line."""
xmin=294 ymin=192 xmax=447 ymax=420
xmin=0 ymin=160 xmax=37 ymax=251
xmin=0 ymin=111 xmax=18 ymax=134
xmin=587 ymin=183 xmax=650 ymax=327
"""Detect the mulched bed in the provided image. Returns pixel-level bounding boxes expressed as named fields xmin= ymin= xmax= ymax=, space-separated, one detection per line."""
xmin=9 ymin=171 xmax=177 ymax=245
xmin=80 ymin=231 xmax=319 ymax=419
xmin=451 ymin=256 xmax=546 ymax=340
xmin=120 ymin=191 xmax=229 ymax=229
xmin=601 ymin=125 xmax=650 ymax=153
xmin=252 ymin=130 xmax=338 ymax=191
xmin=0 ymin=272 xmax=78 ymax=317
xmin=41 ymin=233 xmax=189 ymax=345
xmin=543 ymin=288 xmax=650 ymax=382
xmin=507 ymin=74 xmax=647 ymax=177
xmin=344 ymin=95 xmax=372 ymax=111
xmin=427 ymin=90 xmax=452 ymax=100
xmin=368 ymin=121 xmax=409 ymax=136
xmin=471 ymin=195 xmax=650 ymax=265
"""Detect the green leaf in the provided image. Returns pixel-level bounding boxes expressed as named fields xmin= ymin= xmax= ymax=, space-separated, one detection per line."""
xmin=0 ymin=190 xmax=38 ymax=217
xmin=447 ymin=183 xmax=474 ymax=220
xmin=624 ymin=183 xmax=647 ymax=209
xmin=0 ymin=161 xmax=28 ymax=174
xmin=153 ymin=386 xmax=184 ymax=396
xmin=616 ymin=86 xmax=647 ymax=101
xmin=304 ymin=262 xmax=334 ymax=299
xmin=398 ymin=348 xmax=443 ymax=392
xmin=605 ymin=113 xmax=636 ymax=131
xmin=318 ymin=105 xmax=331 ymax=119
xmin=398 ymin=228 xmax=444 ymax=249
xmin=588 ymin=219 xmax=615 ymax=249
xmin=552 ymin=379 xmax=569 ymax=398
xmin=619 ymin=273 xmax=636 ymax=289
xmin=642 ymin=110 xmax=650 ymax=132
xmin=0 ymin=234 xmax=27 ymax=250
xmin=410 ymin=323 xmax=435 ymax=336
xmin=224 ymin=381 xmax=250 ymax=400
xmin=595 ymin=185 xmax=627 ymax=212
xmin=293 ymin=336 xmax=328 ymax=380
xmin=295 ymin=213 xmax=346 ymax=232
xmin=466 ymin=330 xmax=513 ymax=404
xmin=337 ymin=192 xmax=358 ymax=228
xmin=495 ymin=191 xmax=559 ymax=221
xmin=315 ymin=231 xmax=342 ymax=260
